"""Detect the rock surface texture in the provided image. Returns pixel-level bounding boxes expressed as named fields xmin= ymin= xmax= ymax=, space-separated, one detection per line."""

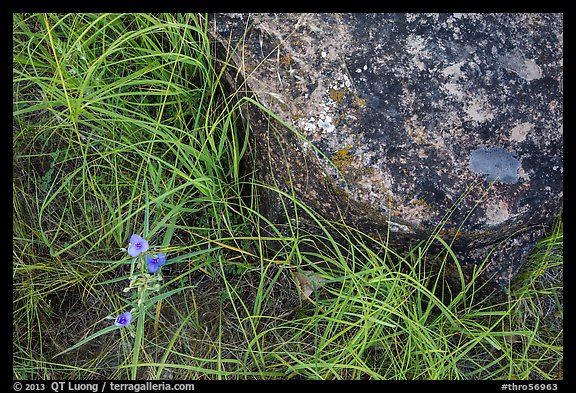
xmin=209 ymin=13 xmax=563 ymax=295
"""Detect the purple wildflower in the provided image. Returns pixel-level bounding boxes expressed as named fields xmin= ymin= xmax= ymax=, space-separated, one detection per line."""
xmin=146 ymin=253 xmax=167 ymax=274
xmin=114 ymin=311 xmax=132 ymax=327
xmin=127 ymin=234 xmax=149 ymax=257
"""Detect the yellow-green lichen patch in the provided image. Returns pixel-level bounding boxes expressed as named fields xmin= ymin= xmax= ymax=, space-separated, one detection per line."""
xmin=280 ymin=53 xmax=292 ymax=67
xmin=290 ymin=36 xmax=306 ymax=50
xmin=243 ymin=62 xmax=256 ymax=73
xmin=329 ymin=88 xmax=347 ymax=105
xmin=332 ymin=145 xmax=354 ymax=171
xmin=291 ymin=108 xmax=305 ymax=121
xmin=333 ymin=113 xmax=346 ymax=127
xmin=410 ymin=198 xmax=431 ymax=210
xmin=354 ymin=96 xmax=367 ymax=108
xmin=436 ymin=227 xmax=464 ymax=240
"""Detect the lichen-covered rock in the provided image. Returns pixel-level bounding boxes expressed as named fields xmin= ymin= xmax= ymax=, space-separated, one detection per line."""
xmin=209 ymin=13 xmax=563 ymax=295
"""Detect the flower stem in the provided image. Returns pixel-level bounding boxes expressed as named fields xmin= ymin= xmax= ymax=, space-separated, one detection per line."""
xmin=131 ymin=289 xmax=147 ymax=379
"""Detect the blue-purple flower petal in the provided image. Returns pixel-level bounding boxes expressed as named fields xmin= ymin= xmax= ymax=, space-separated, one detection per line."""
xmin=127 ymin=234 xmax=149 ymax=257
xmin=114 ymin=311 xmax=132 ymax=327
xmin=146 ymin=253 xmax=166 ymax=274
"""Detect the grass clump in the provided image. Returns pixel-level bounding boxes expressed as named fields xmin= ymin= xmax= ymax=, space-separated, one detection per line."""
xmin=13 ymin=12 xmax=254 ymax=379
xmin=13 ymin=13 xmax=562 ymax=380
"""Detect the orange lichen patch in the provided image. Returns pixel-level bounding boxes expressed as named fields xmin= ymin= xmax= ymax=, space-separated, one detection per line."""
xmin=444 ymin=261 xmax=462 ymax=279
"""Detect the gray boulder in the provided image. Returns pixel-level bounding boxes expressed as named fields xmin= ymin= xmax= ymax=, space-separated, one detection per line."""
xmin=210 ymin=13 xmax=563 ymax=296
